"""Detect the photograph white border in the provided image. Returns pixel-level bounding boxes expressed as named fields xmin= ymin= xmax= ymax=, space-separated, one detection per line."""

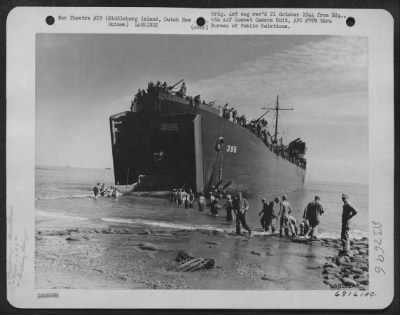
xmin=6 ymin=7 xmax=394 ymax=309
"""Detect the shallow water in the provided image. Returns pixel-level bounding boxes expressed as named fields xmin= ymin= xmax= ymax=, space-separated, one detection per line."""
xmin=36 ymin=166 xmax=368 ymax=239
xmin=35 ymin=166 xmax=369 ymax=290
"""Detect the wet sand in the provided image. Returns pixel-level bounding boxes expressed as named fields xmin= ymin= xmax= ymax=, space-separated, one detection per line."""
xmin=35 ymin=214 xmax=369 ymax=290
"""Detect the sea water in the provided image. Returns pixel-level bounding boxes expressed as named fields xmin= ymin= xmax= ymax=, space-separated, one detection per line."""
xmin=35 ymin=166 xmax=368 ymax=239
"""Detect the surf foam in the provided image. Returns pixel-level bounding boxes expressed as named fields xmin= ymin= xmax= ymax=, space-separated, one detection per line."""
xmin=36 ymin=209 xmax=89 ymax=221
xmin=35 ymin=194 xmax=91 ymax=201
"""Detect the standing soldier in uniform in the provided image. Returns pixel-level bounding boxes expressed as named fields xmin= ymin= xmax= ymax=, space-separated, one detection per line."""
xmin=232 ymin=192 xmax=252 ymax=237
xmin=223 ymin=194 xmax=234 ymax=222
xmin=259 ymin=199 xmax=276 ymax=233
xmin=277 ymin=195 xmax=295 ymax=237
xmin=232 ymin=109 xmax=238 ymax=124
xmin=181 ymin=82 xmax=187 ymax=96
xmin=304 ymin=195 xmax=325 ymax=239
xmin=341 ymin=193 xmax=358 ymax=253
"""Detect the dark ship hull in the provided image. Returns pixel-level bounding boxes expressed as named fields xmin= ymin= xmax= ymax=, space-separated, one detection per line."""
xmin=110 ymin=90 xmax=305 ymax=195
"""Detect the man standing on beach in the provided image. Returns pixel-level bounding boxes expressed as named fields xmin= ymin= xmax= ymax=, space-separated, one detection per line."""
xmin=232 ymin=192 xmax=252 ymax=237
xmin=258 ymin=199 xmax=276 ymax=233
xmin=210 ymin=197 xmax=220 ymax=217
xmin=277 ymin=195 xmax=295 ymax=237
xmin=304 ymin=195 xmax=325 ymax=239
xmin=224 ymin=194 xmax=234 ymax=222
xmin=341 ymin=193 xmax=358 ymax=253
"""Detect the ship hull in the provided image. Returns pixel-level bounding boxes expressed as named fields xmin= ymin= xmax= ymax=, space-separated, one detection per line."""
xmin=199 ymin=109 xmax=305 ymax=196
xmin=110 ymin=103 xmax=305 ymax=196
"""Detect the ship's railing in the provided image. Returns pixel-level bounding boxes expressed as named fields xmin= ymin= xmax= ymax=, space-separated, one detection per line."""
xmin=198 ymin=103 xmax=220 ymax=115
xmin=130 ymin=81 xmax=306 ymax=169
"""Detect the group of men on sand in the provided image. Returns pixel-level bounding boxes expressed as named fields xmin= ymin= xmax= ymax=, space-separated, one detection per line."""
xmin=92 ymin=183 xmax=121 ymax=198
xmin=258 ymin=194 xmax=358 ymax=250
xmin=210 ymin=192 xmax=253 ymax=236
xmin=170 ymin=188 xmax=358 ymax=252
xmin=258 ymin=195 xmax=321 ymax=239
xmin=304 ymin=193 xmax=358 ymax=253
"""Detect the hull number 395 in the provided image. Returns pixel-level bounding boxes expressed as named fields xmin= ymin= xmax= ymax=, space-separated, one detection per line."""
xmin=160 ymin=123 xmax=179 ymax=132
xmin=226 ymin=145 xmax=238 ymax=153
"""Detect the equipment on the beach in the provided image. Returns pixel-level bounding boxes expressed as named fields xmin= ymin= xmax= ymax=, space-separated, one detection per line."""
xmin=175 ymin=251 xmax=215 ymax=272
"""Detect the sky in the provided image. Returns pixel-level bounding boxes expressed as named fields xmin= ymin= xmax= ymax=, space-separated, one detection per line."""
xmin=36 ymin=34 xmax=368 ymax=184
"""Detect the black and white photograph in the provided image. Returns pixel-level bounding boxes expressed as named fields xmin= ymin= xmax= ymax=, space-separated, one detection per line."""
xmin=6 ymin=7 xmax=394 ymax=309
xmin=34 ymin=33 xmax=369 ymax=290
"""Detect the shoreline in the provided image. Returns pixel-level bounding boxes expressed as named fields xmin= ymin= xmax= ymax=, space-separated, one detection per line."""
xmin=35 ymin=221 xmax=368 ymax=290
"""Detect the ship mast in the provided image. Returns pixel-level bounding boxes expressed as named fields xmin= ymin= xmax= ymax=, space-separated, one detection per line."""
xmin=262 ymin=95 xmax=293 ymax=143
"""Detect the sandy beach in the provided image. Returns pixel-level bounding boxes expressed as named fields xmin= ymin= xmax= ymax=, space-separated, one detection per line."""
xmin=35 ymin=214 xmax=369 ymax=290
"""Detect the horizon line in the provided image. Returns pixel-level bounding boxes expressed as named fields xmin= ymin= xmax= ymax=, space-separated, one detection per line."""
xmin=35 ymin=164 xmax=368 ymax=186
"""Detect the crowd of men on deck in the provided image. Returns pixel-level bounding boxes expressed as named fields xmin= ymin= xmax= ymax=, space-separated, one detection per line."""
xmin=221 ymin=103 xmax=307 ymax=169
xmin=170 ymin=186 xmax=358 ymax=253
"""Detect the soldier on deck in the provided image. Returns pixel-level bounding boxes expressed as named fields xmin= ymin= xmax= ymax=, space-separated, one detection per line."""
xmin=222 ymin=104 xmax=229 ymax=119
xmin=147 ymin=81 xmax=154 ymax=93
xmin=256 ymin=121 xmax=262 ymax=137
xmin=227 ymin=108 xmax=233 ymax=121
xmin=178 ymin=82 xmax=187 ymax=97
xmin=232 ymin=108 xmax=238 ymax=123
xmin=239 ymin=115 xmax=246 ymax=127
xmin=194 ymin=95 xmax=201 ymax=107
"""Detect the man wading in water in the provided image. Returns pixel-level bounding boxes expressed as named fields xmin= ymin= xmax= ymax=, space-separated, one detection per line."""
xmin=93 ymin=183 xmax=100 ymax=198
xmin=223 ymin=194 xmax=234 ymax=222
xmin=233 ymin=192 xmax=252 ymax=237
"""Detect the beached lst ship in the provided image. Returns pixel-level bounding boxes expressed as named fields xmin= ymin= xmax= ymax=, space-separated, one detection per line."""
xmin=110 ymin=81 xmax=307 ymax=194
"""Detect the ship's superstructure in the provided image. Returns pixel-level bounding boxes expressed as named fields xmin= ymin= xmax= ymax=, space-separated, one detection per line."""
xmin=110 ymin=80 xmax=306 ymax=194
